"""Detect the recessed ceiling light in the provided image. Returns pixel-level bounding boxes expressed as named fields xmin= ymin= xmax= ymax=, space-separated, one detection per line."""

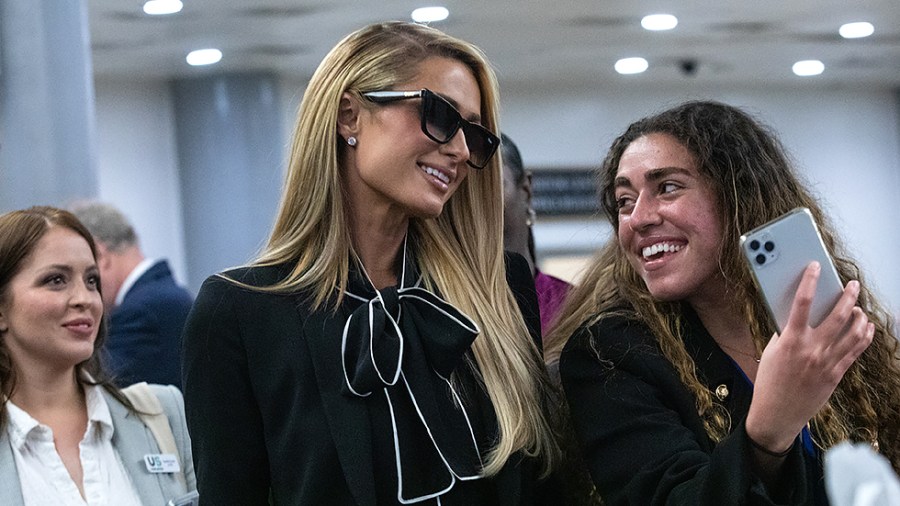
xmin=792 ymin=60 xmax=824 ymax=77
xmin=143 ymin=0 xmax=183 ymax=16
xmin=186 ymin=49 xmax=222 ymax=66
xmin=615 ymin=57 xmax=649 ymax=75
xmin=641 ymin=14 xmax=678 ymax=31
xmin=411 ymin=6 xmax=449 ymax=23
xmin=839 ymin=21 xmax=874 ymax=39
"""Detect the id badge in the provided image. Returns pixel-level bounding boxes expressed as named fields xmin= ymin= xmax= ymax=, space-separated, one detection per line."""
xmin=143 ymin=453 xmax=181 ymax=473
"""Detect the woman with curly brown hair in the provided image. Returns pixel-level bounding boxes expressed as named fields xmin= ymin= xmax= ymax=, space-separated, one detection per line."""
xmin=546 ymin=100 xmax=900 ymax=505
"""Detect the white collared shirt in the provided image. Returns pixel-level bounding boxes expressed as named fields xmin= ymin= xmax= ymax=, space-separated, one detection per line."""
xmin=114 ymin=258 xmax=157 ymax=307
xmin=5 ymin=384 xmax=144 ymax=506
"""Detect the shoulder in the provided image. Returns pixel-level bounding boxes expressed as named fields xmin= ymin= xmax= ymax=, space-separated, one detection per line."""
xmin=186 ymin=264 xmax=314 ymax=341
xmin=220 ymin=263 xmax=291 ymax=287
xmin=503 ymin=251 xmax=541 ymax=342
xmin=145 ymin=384 xmax=185 ymax=413
xmin=203 ymin=263 xmax=304 ymax=296
xmin=503 ymin=251 xmax=537 ymax=309
xmin=563 ymin=312 xmax=658 ymax=358
xmin=123 ymin=261 xmax=192 ymax=306
xmin=503 ymin=251 xmax=532 ymax=283
xmin=194 ymin=264 xmax=292 ymax=303
xmin=559 ymin=311 xmax=670 ymax=385
xmin=134 ymin=260 xmax=181 ymax=290
xmin=117 ymin=382 xmax=184 ymax=418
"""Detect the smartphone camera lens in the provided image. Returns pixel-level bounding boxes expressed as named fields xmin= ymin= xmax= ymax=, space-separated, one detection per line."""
xmin=755 ymin=254 xmax=766 ymax=265
xmin=764 ymin=241 xmax=775 ymax=252
xmin=749 ymin=240 xmax=760 ymax=251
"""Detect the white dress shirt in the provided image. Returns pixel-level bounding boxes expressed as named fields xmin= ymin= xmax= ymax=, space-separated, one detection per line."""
xmin=5 ymin=384 xmax=144 ymax=506
xmin=115 ymin=258 xmax=157 ymax=307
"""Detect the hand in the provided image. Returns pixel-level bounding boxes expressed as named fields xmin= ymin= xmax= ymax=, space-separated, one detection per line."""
xmin=746 ymin=262 xmax=874 ymax=453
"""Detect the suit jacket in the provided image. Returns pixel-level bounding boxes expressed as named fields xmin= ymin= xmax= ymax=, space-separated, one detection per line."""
xmin=0 ymin=384 xmax=196 ymax=505
xmin=108 ymin=260 xmax=194 ymax=388
xmin=560 ymin=306 xmax=820 ymax=505
xmin=182 ymin=253 xmax=553 ymax=506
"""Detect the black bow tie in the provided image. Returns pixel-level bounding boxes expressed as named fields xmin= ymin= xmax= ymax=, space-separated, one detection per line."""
xmin=341 ymin=262 xmax=484 ymax=502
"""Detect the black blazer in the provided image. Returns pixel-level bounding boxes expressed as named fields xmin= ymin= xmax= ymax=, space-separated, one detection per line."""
xmin=182 ymin=253 xmax=550 ymax=505
xmin=560 ymin=307 xmax=821 ymax=505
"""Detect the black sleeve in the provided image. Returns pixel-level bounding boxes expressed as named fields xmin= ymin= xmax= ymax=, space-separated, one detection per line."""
xmin=504 ymin=251 xmax=542 ymax=350
xmin=559 ymin=318 xmax=809 ymax=506
xmin=182 ymin=274 xmax=271 ymax=505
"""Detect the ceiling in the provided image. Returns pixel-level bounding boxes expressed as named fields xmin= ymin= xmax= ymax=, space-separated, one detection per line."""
xmin=87 ymin=0 xmax=900 ymax=90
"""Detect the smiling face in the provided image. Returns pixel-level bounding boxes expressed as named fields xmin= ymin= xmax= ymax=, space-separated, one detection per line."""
xmin=0 ymin=226 xmax=102 ymax=373
xmin=341 ymin=56 xmax=482 ymax=220
xmin=614 ymin=133 xmax=726 ymax=306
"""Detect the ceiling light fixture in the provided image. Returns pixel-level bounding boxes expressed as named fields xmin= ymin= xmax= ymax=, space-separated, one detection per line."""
xmin=792 ymin=60 xmax=824 ymax=77
xmin=615 ymin=57 xmax=649 ymax=75
xmin=641 ymin=14 xmax=678 ymax=31
xmin=411 ymin=6 xmax=450 ymax=23
xmin=839 ymin=22 xmax=875 ymax=39
xmin=143 ymin=0 xmax=183 ymax=16
xmin=186 ymin=49 xmax=223 ymax=66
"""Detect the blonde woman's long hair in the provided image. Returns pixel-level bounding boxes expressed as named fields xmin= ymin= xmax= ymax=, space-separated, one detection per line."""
xmin=244 ymin=21 xmax=559 ymax=475
xmin=546 ymin=100 xmax=900 ymax=471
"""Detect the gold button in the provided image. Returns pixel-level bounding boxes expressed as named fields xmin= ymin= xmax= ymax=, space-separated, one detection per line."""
xmin=715 ymin=384 xmax=729 ymax=401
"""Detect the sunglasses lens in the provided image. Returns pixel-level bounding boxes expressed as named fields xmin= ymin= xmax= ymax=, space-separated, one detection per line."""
xmin=422 ymin=92 xmax=459 ymax=143
xmin=461 ymin=123 xmax=498 ymax=169
xmin=422 ymin=90 xmax=499 ymax=169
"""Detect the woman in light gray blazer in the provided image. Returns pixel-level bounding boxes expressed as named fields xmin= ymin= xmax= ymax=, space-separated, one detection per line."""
xmin=0 ymin=206 xmax=195 ymax=505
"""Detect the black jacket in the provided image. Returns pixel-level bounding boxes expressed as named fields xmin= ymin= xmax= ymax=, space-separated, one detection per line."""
xmin=182 ymin=253 xmax=554 ymax=505
xmin=560 ymin=307 xmax=822 ymax=505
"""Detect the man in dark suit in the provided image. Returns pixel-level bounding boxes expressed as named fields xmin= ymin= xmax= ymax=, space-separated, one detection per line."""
xmin=72 ymin=202 xmax=193 ymax=388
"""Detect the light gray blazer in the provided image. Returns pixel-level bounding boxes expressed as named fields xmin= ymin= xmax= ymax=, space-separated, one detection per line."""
xmin=0 ymin=384 xmax=196 ymax=506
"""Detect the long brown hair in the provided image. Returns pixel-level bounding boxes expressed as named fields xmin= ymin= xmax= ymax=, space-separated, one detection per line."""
xmin=0 ymin=206 xmax=133 ymax=430
xmin=546 ymin=100 xmax=900 ymax=469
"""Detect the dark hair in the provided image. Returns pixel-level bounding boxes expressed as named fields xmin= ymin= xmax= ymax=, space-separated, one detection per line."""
xmin=500 ymin=132 xmax=538 ymax=261
xmin=548 ymin=101 xmax=900 ymax=468
xmin=0 ymin=206 xmax=132 ymax=429
xmin=500 ymin=132 xmax=526 ymax=185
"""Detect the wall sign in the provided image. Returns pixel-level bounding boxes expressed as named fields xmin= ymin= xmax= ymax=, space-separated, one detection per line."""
xmin=530 ymin=169 xmax=600 ymax=216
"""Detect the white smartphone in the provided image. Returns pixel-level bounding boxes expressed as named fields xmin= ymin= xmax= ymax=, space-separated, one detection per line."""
xmin=740 ymin=207 xmax=844 ymax=331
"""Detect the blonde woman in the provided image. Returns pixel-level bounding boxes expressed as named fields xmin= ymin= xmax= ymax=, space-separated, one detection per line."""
xmin=182 ymin=22 xmax=561 ymax=505
xmin=546 ymin=101 xmax=900 ymax=505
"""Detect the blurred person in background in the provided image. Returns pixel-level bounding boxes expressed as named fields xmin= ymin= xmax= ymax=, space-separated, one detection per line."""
xmin=71 ymin=202 xmax=192 ymax=388
xmin=501 ymin=133 xmax=571 ymax=337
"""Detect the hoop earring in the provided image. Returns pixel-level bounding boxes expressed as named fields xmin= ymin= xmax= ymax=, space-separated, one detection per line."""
xmin=347 ymin=136 xmax=357 ymax=147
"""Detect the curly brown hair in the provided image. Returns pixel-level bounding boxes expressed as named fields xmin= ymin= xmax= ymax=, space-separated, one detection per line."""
xmin=546 ymin=100 xmax=900 ymax=471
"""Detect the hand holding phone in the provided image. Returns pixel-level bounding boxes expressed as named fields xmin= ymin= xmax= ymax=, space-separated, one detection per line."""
xmin=740 ymin=207 xmax=843 ymax=331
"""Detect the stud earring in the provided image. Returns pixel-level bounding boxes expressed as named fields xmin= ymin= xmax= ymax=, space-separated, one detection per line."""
xmin=526 ymin=207 xmax=537 ymax=227
xmin=347 ymin=136 xmax=357 ymax=147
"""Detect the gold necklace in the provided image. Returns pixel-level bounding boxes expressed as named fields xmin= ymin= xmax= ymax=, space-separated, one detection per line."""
xmin=718 ymin=342 xmax=761 ymax=363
